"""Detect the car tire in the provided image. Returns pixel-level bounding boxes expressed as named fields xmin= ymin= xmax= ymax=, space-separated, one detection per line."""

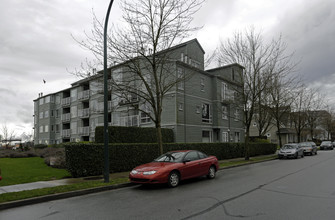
xmin=295 ymin=153 xmax=298 ymax=159
xmin=207 ymin=166 xmax=216 ymax=179
xmin=168 ymin=171 xmax=180 ymax=188
xmin=315 ymin=151 xmax=317 ymax=155
xmin=301 ymin=153 xmax=304 ymax=158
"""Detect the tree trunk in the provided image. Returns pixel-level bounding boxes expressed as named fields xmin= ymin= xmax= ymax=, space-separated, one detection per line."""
xmin=244 ymin=128 xmax=250 ymax=160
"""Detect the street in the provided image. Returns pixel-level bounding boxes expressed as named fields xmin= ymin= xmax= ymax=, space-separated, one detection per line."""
xmin=1 ymin=150 xmax=335 ymax=220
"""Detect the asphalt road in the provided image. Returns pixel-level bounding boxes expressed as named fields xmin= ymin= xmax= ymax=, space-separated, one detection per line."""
xmin=1 ymin=150 xmax=335 ymax=220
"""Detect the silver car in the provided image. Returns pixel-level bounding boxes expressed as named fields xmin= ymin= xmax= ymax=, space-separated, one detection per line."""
xmin=320 ymin=141 xmax=334 ymax=150
xmin=278 ymin=144 xmax=304 ymax=159
xmin=299 ymin=142 xmax=317 ymax=155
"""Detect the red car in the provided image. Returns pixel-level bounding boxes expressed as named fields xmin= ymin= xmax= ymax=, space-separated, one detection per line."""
xmin=129 ymin=150 xmax=219 ymax=187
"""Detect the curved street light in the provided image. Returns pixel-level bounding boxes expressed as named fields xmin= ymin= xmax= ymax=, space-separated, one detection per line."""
xmin=103 ymin=0 xmax=115 ymax=183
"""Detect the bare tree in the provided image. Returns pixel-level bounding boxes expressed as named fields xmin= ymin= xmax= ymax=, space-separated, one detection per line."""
xmin=1 ymin=124 xmax=16 ymax=147
xmin=216 ymin=27 xmax=296 ymax=159
xmin=73 ymin=0 xmax=204 ymax=154
xmin=290 ymin=86 xmax=321 ymax=142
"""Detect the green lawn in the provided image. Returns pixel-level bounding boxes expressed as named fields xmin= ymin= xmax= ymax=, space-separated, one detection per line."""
xmin=0 ymin=157 xmax=70 ymax=187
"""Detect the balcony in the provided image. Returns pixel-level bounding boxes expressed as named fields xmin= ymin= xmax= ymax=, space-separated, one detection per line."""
xmin=113 ymin=115 xmax=139 ymax=127
xmin=78 ymin=108 xmax=90 ymax=118
xmin=78 ymin=90 xmax=90 ymax=100
xmin=78 ymin=126 xmax=90 ymax=136
xmin=61 ymin=97 xmax=71 ymax=106
xmin=61 ymin=113 xmax=71 ymax=122
xmin=62 ymin=129 xmax=71 ymax=137
xmin=222 ymin=89 xmax=235 ymax=102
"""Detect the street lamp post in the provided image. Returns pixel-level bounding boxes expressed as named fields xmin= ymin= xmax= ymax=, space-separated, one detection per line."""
xmin=103 ymin=0 xmax=114 ymax=183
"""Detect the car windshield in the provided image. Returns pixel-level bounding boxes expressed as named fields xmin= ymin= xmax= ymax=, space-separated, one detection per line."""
xmin=321 ymin=141 xmax=331 ymax=145
xmin=154 ymin=152 xmax=186 ymax=163
xmin=282 ymin=145 xmax=296 ymax=149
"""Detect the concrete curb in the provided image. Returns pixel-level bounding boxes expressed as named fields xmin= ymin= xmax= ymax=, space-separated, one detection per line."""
xmin=0 ymin=156 xmax=278 ymax=210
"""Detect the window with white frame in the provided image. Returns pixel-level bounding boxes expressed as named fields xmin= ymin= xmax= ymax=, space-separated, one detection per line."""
xmin=221 ymin=82 xmax=227 ymax=101
xmin=222 ymin=132 xmax=228 ymax=142
xmin=234 ymin=132 xmax=240 ymax=142
xmin=196 ymin=105 xmax=200 ymax=114
xmin=45 ymin=96 xmax=50 ymax=103
xmin=200 ymin=78 xmax=205 ymax=91
xmin=140 ymin=104 xmax=151 ymax=124
xmin=45 ymin=125 xmax=49 ymax=133
xmin=39 ymin=112 xmax=43 ymax=119
xmin=45 ymin=110 xmax=49 ymax=118
xmin=178 ymin=102 xmax=183 ymax=111
xmin=177 ymin=68 xmax=184 ymax=90
xmin=222 ymin=105 xmax=228 ymax=120
xmin=39 ymin=126 xmax=43 ymax=133
xmin=202 ymin=103 xmax=212 ymax=123
xmin=39 ymin=98 xmax=44 ymax=105
xmin=234 ymin=109 xmax=239 ymax=121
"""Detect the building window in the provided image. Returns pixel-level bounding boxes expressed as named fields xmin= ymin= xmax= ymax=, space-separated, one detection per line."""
xmin=232 ymin=69 xmax=235 ymax=81
xmin=234 ymin=109 xmax=239 ymax=121
xmin=181 ymin=52 xmax=184 ymax=62
xmin=45 ymin=125 xmax=49 ymax=133
xmin=51 ymin=125 xmax=54 ymax=132
xmin=234 ymin=132 xmax=240 ymax=142
xmin=51 ymin=110 xmax=54 ymax=117
xmin=222 ymin=105 xmax=228 ymax=120
xmin=202 ymin=130 xmax=212 ymax=143
xmin=222 ymin=132 xmax=228 ymax=143
xmin=196 ymin=105 xmax=200 ymax=114
xmin=55 ymin=110 xmax=59 ymax=118
xmin=266 ymin=133 xmax=271 ymax=137
xmin=39 ymin=98 xmax=44 ymax=105
xmin=221 ymin=82 xmax=227 ymax=101
xmin=202 ymin=103 xmax=212 ymax=123
xmin=177 ymin=68 xmax=184 ymax=90
xmin=39 ymin=112 xmax=43 ymax=119
xmin=178 ymin=103 xmax=183 ymax=111
xmin=140 ymin=104 xmax=151 ymax=124
xmin=45 ymin=96 xmax=50 ymax=103
xmin=55 ymin=124 xmax=59 ymax=133
xmin=200 ymin=78 xmax=205 ymax=92
xmin=253 ymin=122 xmax=257 ymax=127
xmin=39 ymin=126 xmax=43 ymax=133
xmin=45 ymin=110 xmax=49 ymax=118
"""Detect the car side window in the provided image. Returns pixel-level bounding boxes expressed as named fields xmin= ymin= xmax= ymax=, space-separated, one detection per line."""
xmin=198 ymin=151 xmax=208 ymax=159
xmin=184 ymin=151 xmax=200 ymax=161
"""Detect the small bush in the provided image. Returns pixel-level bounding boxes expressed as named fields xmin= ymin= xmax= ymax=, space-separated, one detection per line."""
xmin=34 ymin=144 xmax=48 ymax=149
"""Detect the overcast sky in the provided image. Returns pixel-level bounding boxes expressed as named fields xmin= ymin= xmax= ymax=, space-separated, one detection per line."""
xmin=1 ymin=0 xmax=334 ymax=137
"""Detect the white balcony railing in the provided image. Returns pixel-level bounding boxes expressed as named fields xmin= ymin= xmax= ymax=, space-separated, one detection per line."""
xmin=78 ymin=108 xmax=90 ymax=118
xmin=61 ymin=97 xmax=71 ymax=106
xmin=61 ymin=113 xmax=71 ymax=122
xmin=78 ymin=90 xmax=90 ymax=100
xmin=62 ymin=129 xmax=71 ymax=137
xmin=78 ymin=126 xmax=90 ymax=136
xmin=113 ymin=115 xmax=139 ymax=127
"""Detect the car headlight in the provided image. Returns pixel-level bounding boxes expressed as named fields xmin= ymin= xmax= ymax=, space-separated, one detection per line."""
xmin=131 ymin=170 xmax=138 ymax=174
xmin=143 ymin=171 xmax=157 ymax=175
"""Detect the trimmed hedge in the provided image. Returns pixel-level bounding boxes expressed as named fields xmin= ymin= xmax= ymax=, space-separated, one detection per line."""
xmin=95 ymin=126 xmax=174 ymax=143
xmin=65 ymin=142 xmax=276 ymax=177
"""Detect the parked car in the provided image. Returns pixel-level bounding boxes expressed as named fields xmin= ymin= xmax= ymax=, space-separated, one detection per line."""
xmin=299 ymin=142 xmax=317 ymax=155
xmin=320 ymin=141 xmax=334 ymax=150
xmin=129 ymin=150 xmax=219 ymax=187
xmin=278 ymin=144 xmax=304 ymax=159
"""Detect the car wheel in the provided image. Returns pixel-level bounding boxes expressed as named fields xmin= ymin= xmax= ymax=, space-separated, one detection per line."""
xmin=301 ymin=153 xmax=304 ymax=158
xmin=168 ymin=171 xmax=180 ymax=188
xmin=315 ymin=151 xmax=317 ymax=155
xmin=295 ymin=153 xmax=298 ymax=159
xmin=207 ymin=166 xmax=216 ymax=179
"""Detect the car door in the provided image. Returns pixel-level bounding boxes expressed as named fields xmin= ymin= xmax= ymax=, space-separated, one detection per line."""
xmin=180 ymin=151 xmax=201 ymax=179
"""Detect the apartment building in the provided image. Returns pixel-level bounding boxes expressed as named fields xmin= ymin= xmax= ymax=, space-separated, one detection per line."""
xmin=33 ymin=39 xmax=245 ymax=145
